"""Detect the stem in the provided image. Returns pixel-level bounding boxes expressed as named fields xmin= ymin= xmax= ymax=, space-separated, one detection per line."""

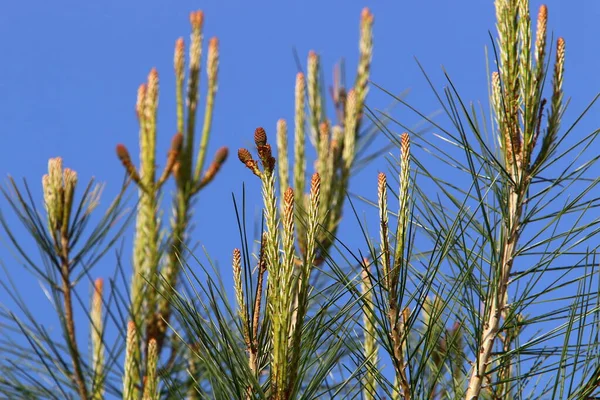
xmin=389 ymin=302 xmax=410 ymax=400
xmin=497 ymin=330 xmax=513 ymax=399
xmin=251 ymin=237 xmax=267 ymax=372
xmin=60 ymin=236 xmax=89 ymax=400
xmin=156 ymin=189 xmax=190 ymax=354
xmin=361 ymin=264 xmax=377 ymax=400
xmin=246 ymin=236 xmax=266 ymax=400
xmin=465 ymin=184 xmax=523 ymax=399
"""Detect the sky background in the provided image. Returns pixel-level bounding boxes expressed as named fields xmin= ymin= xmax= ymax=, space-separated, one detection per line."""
xmin=0 ymin=0 xmax=599 ymax=396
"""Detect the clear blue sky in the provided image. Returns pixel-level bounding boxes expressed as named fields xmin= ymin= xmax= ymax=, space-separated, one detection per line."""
xmin=0 ymin=0 xmax=598 ymax=394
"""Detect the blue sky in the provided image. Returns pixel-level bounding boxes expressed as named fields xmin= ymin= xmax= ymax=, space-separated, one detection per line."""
xmin=0 ymin=0 xmax=599 ymax=395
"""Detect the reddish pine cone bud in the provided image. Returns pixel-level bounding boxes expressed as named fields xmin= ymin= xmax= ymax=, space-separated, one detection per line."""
xmin=171 ymin=132 xmax=184 ymax=153
xmin=117 ymin=144 xmax=141 ymax=184
xmin=215 ymin=146 xmax=228 ymax=165
xmin=238 ymin=148 xmax=253 ymax=164
xmin=116 ymin=144 xmax=131 ymax=163
xmin=254 ymin=127 xmax=267 ymax=147
xmin=257 ymin=143 xmax=272 ymax=162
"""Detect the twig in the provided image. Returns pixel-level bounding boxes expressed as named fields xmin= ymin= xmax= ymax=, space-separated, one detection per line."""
xmin=59 ymin=235 xmax=89 ymax=399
